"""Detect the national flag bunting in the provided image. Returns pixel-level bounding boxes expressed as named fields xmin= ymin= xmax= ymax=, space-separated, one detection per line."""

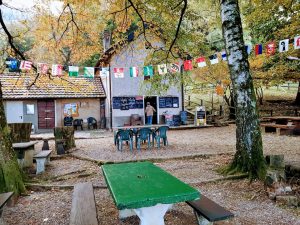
xmin=183 ymin=60 xmax=193 ymax=71
xmin=68 ymin=66 xmax=79 ymax=77
xmin=51 ymin=64 xmax=63 ymax=76
xmin=143 ymin=66 xmax=153 ymax=76
xmin=37 ymin=63 xmax=49 ymax=74
xmin=157 ymin=64 xmax=167 ymax=75
xmin=9 ymin=60 xmax=19 ymax=70
xmin=266 ymin=42 xmax=276 ymax=56
xmin=221 ymin=51 xmax=227 ymax=61
xmin=196 ymin=57 xmax=206 ymax=68
xmin=255 ymin=44 xmax=263 ymax=55
xmin=168 ymin=63 xmax=180 ymax=73
xmin=129 ymin=67 xmax=139 ymax=77
xmin=19 ymin=60 xmax=32 ymax=70
xmin=294 ymin=36 xmax=300 ymax=49
xmin=114 ymin=68 xmax=124 ymax=78
xmin=84 ymin=67 xmax=95 ymax=78
xmin=279 ymin=39 xmax=289 ymax=52
xmin=245 ymin=45 xmax=252 ymax=55
xmin=100 ymin=67 xmax=109 ymax=78
xmin=209 ymin=54 xmax=219 ymax=65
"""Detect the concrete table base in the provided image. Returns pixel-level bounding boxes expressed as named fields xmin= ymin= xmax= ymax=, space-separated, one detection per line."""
xmin=120 ymin=204 xmax=172 ymax=225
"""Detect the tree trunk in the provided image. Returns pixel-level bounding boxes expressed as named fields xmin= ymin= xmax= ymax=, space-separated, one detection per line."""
xmin=0 ymin=82 xmax=26 ymax=194
xmin=220 ymin=0 xmax=266 ymax=179
xmin=8 ymin=123 xmax=32 ymax=143
xmin=54 ymin=127 xmax=76 ymax=152
xmin=294 ymin=81 xmax=300 ymax=106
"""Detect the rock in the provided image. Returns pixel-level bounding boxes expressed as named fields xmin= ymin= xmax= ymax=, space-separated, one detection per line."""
xmin=275 ymin=187 xmax=285 ymax=195
xmin=276 ymin=195 xmax=299 ymax=207
xmin=284 ymin=186 xmax=292 ymax=193
xmin=268 ymin=192 xmax=276 ymax=200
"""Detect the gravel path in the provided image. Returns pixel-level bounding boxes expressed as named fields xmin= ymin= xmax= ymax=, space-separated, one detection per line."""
xmin=2 ymin=125 xmax=300 ymax=225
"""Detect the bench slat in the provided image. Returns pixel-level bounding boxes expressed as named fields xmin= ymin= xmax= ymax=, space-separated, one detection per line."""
xmin=34 ymin=150 xmax=52 ymax=158
xmin=260 ymin=124 xmax=295 ymax=129
xmin=0 ymin=192 xmax=13 ymax=209
xmin=70 ymin=182 xmax=98 ymax=225
xmin=187 ymin=195 xmax=234 ymax=222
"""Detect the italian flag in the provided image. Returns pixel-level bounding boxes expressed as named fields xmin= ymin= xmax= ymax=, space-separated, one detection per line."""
xmin=68 ymin=66 xmax=79 ymax=77
xmin=129 ymin=67 xmax=139 ymax=77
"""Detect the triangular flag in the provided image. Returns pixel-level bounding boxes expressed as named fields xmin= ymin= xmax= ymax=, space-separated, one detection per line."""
xmin=294 ymin=36 xmax=300 ymax=49
xmin=209 ymin=54 xmax=219 ymax=65
xmin=279 ymin=39 xmax=289 ymax=52
xmin=183 ymin=60 xmax=193 ymax=71
xmin=37 ymin=63 xmax=49 ymax=74
xmin=114 ymin=68 xmax=124 ymax=78
xmin=19 ymin=60 xmax=32 ymax=70
xmin=266 ymin=42 xmax=276 ymax=56
xmin=84 ymin=67 xmax=95 ymax=78
xmin=168 ymin=63 xmax=180 ymax=73
xmin=100 ymin=67 xmax=109 ymax=78
xmin=129 ymin=67 xmax=139 ymax=77
xmin=157 ymin=64 xmax=167 ymax=75
xmin=255 ymin=44 xmax=263 ymax=56
xmin=52 ymin=64 xmax=63 ymax=76
xmin=9 ymin=60 xmax=19 ymax=70
xmin=143 ymin=66 xmax=153 ymax=76
xmin=221 ymin=51 xmax=227 ymax=61
xmin=196 ymin=57 xmax=206 ymax=68
xmin=68 ymin=66 xmax=79 ymax=77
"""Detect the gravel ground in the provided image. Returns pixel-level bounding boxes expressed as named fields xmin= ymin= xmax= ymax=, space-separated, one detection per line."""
xmin=2 ymin=125 xmax=300 ymax=225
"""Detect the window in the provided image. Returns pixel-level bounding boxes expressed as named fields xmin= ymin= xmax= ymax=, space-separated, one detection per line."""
xmin=26 ymin=104 xmax=35 ymax=115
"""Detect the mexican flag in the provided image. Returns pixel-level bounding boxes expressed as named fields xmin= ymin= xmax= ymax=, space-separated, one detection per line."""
xmin=84 ymin=67 xmax=95 ymax=78
xmin=68 ymin=66 xmax=79 ymax=77
xmin=129 ymin=67 xmax=139 ymax=77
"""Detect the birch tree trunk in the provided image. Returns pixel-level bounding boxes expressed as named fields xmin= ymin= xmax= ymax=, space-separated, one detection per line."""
xmin=0 ymin=82 xmax=25 ymax=194
xmin=220 ymin=0 xmax=266 ymax=179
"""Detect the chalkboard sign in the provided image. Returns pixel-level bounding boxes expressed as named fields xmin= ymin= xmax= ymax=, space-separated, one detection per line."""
xmin=172 ymin=97 xmax=179 ymax=108
xmin=128 ymin=97 xmax=136 ymax=109
xmin=159 ymin=97 xmax=179 ymax=108
xmin=120 ymin=97 xmax=129 ymax=110
xmin=113 ymin=97 xmax=121 ymax=109
xmin=135 ymin=99 xmax=143 ymax=108
xmin=159 ymin=98 xmax=166 ymax=108
xmin=197 ymin=110 xmax=206 ymax=119
xmin=113 ymin=96 xmax=143 ymax=109
xmin=165 ymin=97 xmax=173 ymax=108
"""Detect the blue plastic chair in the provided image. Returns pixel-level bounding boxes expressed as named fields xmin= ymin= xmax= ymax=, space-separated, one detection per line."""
xmin=136 ymin=128 xmax=152 ymax=151
xmin=155 ymin=126 xmax=169 ymax=148
xmin=116 ymin=129 xmax=133 ymax=152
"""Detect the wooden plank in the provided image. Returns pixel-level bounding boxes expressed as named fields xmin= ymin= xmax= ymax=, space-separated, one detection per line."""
xmin=70 ymin=182 xmax=98 ymax=225
xmin=0 ymin=192 xmax=13 ymax=208
xmin=260 ymin=124 xmax=295 ymax=129
xmin=34 ymin=150 xmax=52 ymax=158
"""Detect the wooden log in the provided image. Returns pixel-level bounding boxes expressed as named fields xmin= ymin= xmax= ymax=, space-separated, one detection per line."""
xmin=54 ymin=127 xmax=76 ymax=152
xmin=8 ymin=123 xmax=32 ymax=143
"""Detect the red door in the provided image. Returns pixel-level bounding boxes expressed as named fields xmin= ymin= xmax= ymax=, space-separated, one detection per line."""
xmin=38 ymin=100 xmax=55 ymax=129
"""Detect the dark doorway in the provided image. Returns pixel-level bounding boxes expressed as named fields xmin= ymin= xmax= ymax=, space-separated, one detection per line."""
xmin=144 ymin=96 xmax=157 ymax=124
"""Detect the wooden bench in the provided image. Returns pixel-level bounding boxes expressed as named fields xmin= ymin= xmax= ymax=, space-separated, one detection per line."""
xmin=33 ymin=150 xmax=52 ymax=174
xmin=261 ymin=123 xmax=296 ymax=135
xmin=12 ymin=141 xmax=38 ymax=168
xmin=0 ymin=192 xmax=13 ymax=222
xmin=186 ymin=195 xmax=234 ymax=225
xmin=70 ymin=182 xmax=98 ymax=225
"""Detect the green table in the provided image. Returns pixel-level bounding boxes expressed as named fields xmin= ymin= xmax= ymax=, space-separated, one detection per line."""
xmin=102 ymin=161 xmax=200 ymax=225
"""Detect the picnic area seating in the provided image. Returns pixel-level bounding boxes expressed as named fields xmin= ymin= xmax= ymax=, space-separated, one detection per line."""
xmin=116 ymin=129 xmax=133 ymax=151
xmin=87 ymin=117 xmax=97 ymax=129
xmin=73 ymin=119 xmax=83 ymax=130
xmin=12 ymin=141 xmax=37 ymax=168
xmin=64 ymin=116 xmax=74 ymax=126
xmin=136 ymin=128 xmax=152 ymax=151
xmin=33 ymin=150 xmax=52 ymax=174
xmin=186 ymin=195 xmax=234 ymax=225
xmin=154 ymin=126 xmax=169 ymax=148
xmin=0 ymin=192 xmax=13 ymax=221
xmin=261 ymin=123 xmax=296 ymax=135
xmin=70 ymin=182 xmax=98 ymax=225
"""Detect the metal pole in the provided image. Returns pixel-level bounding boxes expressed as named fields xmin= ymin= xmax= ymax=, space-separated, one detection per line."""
xmin=181 ymin=65 xmax=184 ymax=111
xmin=109 ymin=64 xmax=113 ymax=129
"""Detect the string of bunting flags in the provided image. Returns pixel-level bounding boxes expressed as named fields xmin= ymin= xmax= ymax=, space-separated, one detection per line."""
xmin=5 ymin=36 xmax=300 ymax=79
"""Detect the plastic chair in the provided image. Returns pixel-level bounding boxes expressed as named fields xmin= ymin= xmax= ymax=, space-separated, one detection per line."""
xmin=155 ymin=126 xmax=169 ymax=148
xmin=87 ymin=117 xmax=97 ymax=129
xmin=136 ymin=128 xmax=152 ymax=151
xmin=116 ymin=129 xmax=133 ymax=152
xmin=73 ymin=119 xmax=83 ymax=130
xmin=64 ymin=116 xmax=73 ymax=126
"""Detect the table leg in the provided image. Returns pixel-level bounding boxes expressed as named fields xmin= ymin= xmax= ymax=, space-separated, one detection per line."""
xmin=133 ymin=203 xmax=172 ymax=225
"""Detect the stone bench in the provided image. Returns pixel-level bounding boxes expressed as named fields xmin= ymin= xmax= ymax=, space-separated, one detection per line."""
xmin=0 ymin=192 xmax=13 ymax=223
xmin=33 ymin=150 xmax=52 ymax=174
xmin=12 ymin=141 xmax=38 ymax=168
xmin=261 ymin=123 xmax=296 ymax=135
xmin=70 ymin=182 xmax=98 ymax=225
xmin=186 ymin=195 xmax=234 ymax=225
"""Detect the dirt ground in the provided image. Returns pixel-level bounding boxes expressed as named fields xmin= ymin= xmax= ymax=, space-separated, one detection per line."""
xmin=2 ymin=125 xmax=300 ymax=225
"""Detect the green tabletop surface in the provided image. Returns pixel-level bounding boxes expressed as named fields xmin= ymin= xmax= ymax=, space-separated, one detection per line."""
xmin=102 ymin=161 xmax=200 ymax=210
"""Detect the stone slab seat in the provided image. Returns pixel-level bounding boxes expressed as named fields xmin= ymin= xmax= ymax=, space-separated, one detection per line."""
xmin=70 ymin=182 xmax=98 ymax=225
xmin=12 ymin=141 xmax=38 ymax=168
xmin=0 ymin=192 xmax=14 ymax=220
xmin=33 ymin=150 xmax=52 ymax=174
xmin=186 ymin=195 xmax=234 ymax=225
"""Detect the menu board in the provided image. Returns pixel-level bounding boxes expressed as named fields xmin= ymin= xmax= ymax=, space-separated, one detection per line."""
xmin=120 ymin=97 xmax=129 ymax=110
xmin=159 ymin=97 xmax=179 ymax=108
xmin=113 ymin=96 xmax=143 ymax=109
